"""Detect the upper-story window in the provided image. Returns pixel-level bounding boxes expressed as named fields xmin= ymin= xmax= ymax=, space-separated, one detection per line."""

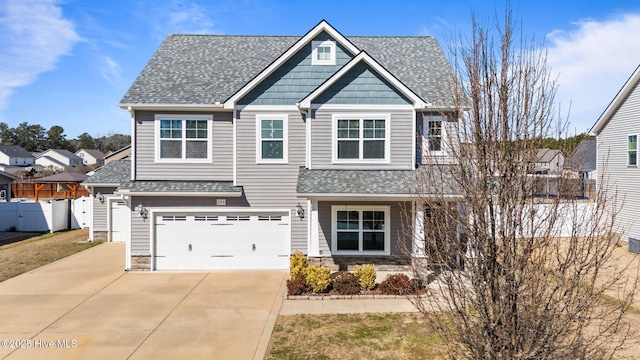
xmin=628 ymin=134 xmax=638 ymax=166
xmin=424 ymin=115 xmax=445 ymax=153
xmin=256 ymin=114 xmax=288 ymax=164
xmin=333 ymin=115 xmax=390 ymax=163
xmin=155 ymin=114 xmax=212 ymax=162
xmin=312 ymin=40 xmax=336 ymax=66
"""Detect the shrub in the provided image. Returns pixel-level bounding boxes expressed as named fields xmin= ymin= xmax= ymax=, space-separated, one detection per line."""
xmin=304 ymin=264 xmax=332 ymax=293
xmin=286 ymin=271 xmax=309 ymax=296
xmin=378 ymin=273 xmax=415 ymax=295
xmin=289 ymin=251 xmax=308 ymax=278
xmin=331 ymin=271 xmax=360 ymax=295
xmin=354 ymin=264 xmax=377 ymax=290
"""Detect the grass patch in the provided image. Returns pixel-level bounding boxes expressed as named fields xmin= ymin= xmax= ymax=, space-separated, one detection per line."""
xmin=0 ymin=229 xmax=99 ymax=282
xmin=265 ymin=312 xmax=446 ymax=360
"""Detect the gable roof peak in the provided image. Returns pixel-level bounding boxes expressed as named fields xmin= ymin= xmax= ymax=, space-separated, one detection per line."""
xmin=591 ymin=64 xmax=640 ymax=135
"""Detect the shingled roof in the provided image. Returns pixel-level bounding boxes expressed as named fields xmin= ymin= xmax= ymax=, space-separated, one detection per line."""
xmin=83 ymin=159 xmax=131 ymax=186
xmin=120 ymin=33 xmax=456 ymax=107
xmin=296 ymin=166 xmax=460 ymax=196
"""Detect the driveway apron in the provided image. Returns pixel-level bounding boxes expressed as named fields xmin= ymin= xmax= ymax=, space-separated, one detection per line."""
xmin=0 ymin=243 xmax=287 ymax=360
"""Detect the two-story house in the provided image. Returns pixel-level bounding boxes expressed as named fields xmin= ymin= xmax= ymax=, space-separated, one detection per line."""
xmin=36 ymin=149 xmax=84 ymax=171
xmin=0 ymin=144 xmax=35 ymax=173
xmin=591 ymin=64 xmax=640 ymax=243
xmin=84 ymin=21 xmax=461 ymax=271
xmin=75 ymin=148 xmax=105 ymax=166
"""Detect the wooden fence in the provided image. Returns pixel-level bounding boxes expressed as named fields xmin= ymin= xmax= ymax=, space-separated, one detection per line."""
xmin=11 ymin=181 xmax=89 ymax=200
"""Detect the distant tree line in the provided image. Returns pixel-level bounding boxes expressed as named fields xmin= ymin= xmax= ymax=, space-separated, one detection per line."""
xmin=0 ymin=122 xmax=130 ymax=153
xmin=536 ymin=132 xmax=595 ymax=156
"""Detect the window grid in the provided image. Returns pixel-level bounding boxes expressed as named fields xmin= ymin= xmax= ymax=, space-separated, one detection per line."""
xmin=629 ymin=134 xmax=638 ymax=166
xmin=157 ymin=117 xmax=210 ymax=161
xmin=336 ymin=117 xmax=387 ymax=161
xmin=334 ymin=208 xmax=387 ymax=253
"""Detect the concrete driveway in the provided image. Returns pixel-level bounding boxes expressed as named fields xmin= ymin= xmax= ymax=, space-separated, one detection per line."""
xmin=0 ymin=243 xmax=287 ymax=360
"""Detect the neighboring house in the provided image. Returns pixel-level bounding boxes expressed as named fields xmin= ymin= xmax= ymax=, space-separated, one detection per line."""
xmin=36 ymin=149 xmax=84 ymax=171
xmin=0 ymin=170 xmax=17 ymax=201
xmin=86 ymin=20 xmax=461 ymax=271
xmin=104 ymin=145 xmax=131 ymax=164
xmin=76 ymin=149 xmax=105 ymax=166
xmin=591 ymin=64 xmax=640 ymax=241
xmin=0 ymin=145 xmax=35 ymax=173
xmin=535 ymin=148 xmax=565 ymax=174
xmin=566 ymin=139 xmax=596 ymax=180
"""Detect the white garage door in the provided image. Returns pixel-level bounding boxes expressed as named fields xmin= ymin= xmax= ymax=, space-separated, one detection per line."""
xmin=154 ymin=213 xmax=290 ymax=270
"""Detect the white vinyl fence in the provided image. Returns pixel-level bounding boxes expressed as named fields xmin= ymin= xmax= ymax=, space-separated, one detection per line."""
xmin=0 ymin=197 xmax=89 ymax=232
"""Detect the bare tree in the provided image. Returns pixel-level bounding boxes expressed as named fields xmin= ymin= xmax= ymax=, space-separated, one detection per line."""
xmin=405 ymin=10 xmax=638 ymax=359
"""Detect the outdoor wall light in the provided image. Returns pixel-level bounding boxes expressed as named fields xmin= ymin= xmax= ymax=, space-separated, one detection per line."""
xmin=96 ymin=192 xmax=105 ymax=204
xmin=137 ymin=204 xmax=148 ymax=219
xmin=296 ymin=202 xmax=305 ymax=219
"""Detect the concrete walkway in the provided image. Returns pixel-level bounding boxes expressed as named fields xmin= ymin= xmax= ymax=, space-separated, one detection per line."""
xmin=0 ymin=243 xmax=287 ymax=360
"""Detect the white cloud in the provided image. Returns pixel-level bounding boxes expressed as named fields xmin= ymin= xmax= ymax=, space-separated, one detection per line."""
xmin=0 ymin=0 xmax=80 ymax=109
xmin=144 ymin=0 xmax=220 ymax=39
xmin=99 ymin=56 xmax=123 ymax=86
xmin=547 ymin=13 xmax=640 ymax=133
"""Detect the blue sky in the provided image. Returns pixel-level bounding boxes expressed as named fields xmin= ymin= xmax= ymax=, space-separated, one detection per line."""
xmin=1 ymin=0 xmax=640 ymax=139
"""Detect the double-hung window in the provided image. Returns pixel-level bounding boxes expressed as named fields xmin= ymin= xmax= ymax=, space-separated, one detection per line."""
xmin=155 ymin=115 xmax=212 ymax=162
xmin=424 ymin=115 xmax=445 ymax=152
xmin=334 ymin=115 xmax=389 ymax=162
xmin=312 ymin=40 xmax=336 ymax=65
xmin=332 ymin=205 xmax=390 ymax=255
xmin=629 ymin=134 xmax=638 ymax=166
xmin=256 ymin=115 xmax=288 ymax=163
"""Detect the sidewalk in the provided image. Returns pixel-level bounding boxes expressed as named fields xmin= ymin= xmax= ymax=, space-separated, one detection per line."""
xmin=279 ymin=297 xmax=418 ymax=315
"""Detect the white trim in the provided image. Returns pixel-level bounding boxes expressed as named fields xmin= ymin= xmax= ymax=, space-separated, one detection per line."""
xmin=306 ymin=110 xmax=312 ymax=169
xmin=311 ymin=104 xmax=414 ymax=110
xmin=591 ymin=65 xmax=640 ymax=135
xmin=233 ymin=111 xmax=237 ymax=185
xmin=412 ymin=110 xmax=417 ymax=167
xmin=309 ymin=199 xmax=320 ymax=256
xmin=412 ymin=200 xmax=426 ymax=258
xmin=301 ymin=194 xmax=462 ymax=201
xmin=236 ymin=105 xmax=299 ymax=112
xmin=154 ymin=114 xmax=213 ymax=163
xmin=119 ymin=103 xmax=227 ymax=112
xmin=298 ymin=51 xmax=428 ymax=110
xmin=117 ymin=191 xmax=242 ymax=197
xmin=88 ymin=188 xmax=95 ymax=241
xmin=255 ymin=114 xmax=289 ymax=164
xmin=311 ymin=40 xmax=336 ymax=65
xmin=331 ymin=205 xmax=390 ymax=255
xmin=332 ymin=114 xmax=391 ymax=164
xmin=422 ymin=114 xmax=447 ymax=157
xmin=628 ymin=133 xmax=638 ymax=166
xmin=224 ymin=20 xmax=360 ymax=110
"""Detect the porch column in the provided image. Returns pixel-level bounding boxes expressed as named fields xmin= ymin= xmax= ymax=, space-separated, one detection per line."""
xmin=308 ymin=199 xmax=320 ymax=256
xmin=412 ymin=201 xmax=426 ymax=257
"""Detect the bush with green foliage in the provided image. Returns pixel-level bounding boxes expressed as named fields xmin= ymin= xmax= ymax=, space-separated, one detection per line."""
xmin=331 ymin=271 xmax=361 ymax=295
xmin=286 ymin=271 xmax=309 ymax=296
xmin=289 ymin=251 xmax=308 ymax=278
xmin=354 ymin=264 xmax=377 ymax=290
xmin=303 ymin=264 xmax=332 ymax=293
xmin=378 ymin=273 xmax=415 ymax=295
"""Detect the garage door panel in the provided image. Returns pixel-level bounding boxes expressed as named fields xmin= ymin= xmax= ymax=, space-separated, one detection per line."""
xmin=154 ymin=213 xmax=289 ymax=270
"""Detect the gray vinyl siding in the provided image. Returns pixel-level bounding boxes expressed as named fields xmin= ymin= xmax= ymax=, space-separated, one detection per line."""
xmin=317 ymin=201 xmax=412 ymax=256
xmin=310 ymin=108 xmax=414 ymax=169
xmin=92 ymin=186 xmax=117 ymax=232
xmin=597 ymin=80 xmax=640 ymax=239
xmin=416 ymin=112 xmax=460 ymax=165
xmin=235 ymin=109 xmax=308 ymax=252
xmin=237 ymin=32 xmax=354 ymax=106
xmin=134 ymin=111 xmax=233 ymax=181
xmin=129 ymin=196 xmax=250 ymax=255
xmin=313 ymin=62 xmax=411 ymax=105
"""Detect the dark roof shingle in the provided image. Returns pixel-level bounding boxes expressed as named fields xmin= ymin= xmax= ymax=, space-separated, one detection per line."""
xmin=83 ymin=159 xmax=131 ymax=185
xmin=120 ymin=34 xmax=456 ymax=107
